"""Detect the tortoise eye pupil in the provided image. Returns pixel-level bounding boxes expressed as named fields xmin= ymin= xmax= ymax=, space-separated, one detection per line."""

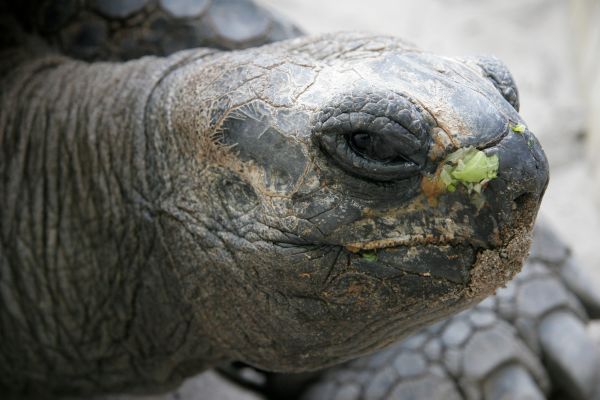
xmin=350 ymin=132 xmax=371 ymax=152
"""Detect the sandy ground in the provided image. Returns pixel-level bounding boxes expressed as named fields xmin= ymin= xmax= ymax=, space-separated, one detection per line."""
xmin=263 ymin=0 xmax=600 ymax=282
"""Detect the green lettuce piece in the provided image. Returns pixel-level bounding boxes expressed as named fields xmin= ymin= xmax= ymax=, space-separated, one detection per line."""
xmin=440 ymin=165 xmax=456 ymax=192
xmin=445 ymin=147 xmax=469 ymax=163
xmin=361 ymin=251 xmax=378 ymax=262
xmin=437 ymin=146 xmax=499 ymax=195
xmin=511 ymin=123 xmax=526 ymax=133
xmin=432 ymin=146 xmax=499 ymax=209
xmin=450 ymin=150 xmax=499 ymax=183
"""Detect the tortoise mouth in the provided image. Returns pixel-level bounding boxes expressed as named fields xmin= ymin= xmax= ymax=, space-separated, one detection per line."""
xmin=339 ymin=182 xmax=542 ymax=252
xmin=345 ymin=241 xmax=476 ymax=284
xmin=325 ymin=191 xmax=540 ymax=287
xmin=344 ymin=235 xmax=477 ymax=253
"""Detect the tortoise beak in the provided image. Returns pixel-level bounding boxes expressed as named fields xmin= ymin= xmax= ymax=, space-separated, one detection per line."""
xmin=483 ymin=124 xmax=549 ymax=233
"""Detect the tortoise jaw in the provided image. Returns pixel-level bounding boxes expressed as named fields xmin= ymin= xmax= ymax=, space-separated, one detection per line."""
xmin=343 ymin=234 xmax=487 ymax=253
xmin=340 ymin=189 xmax=541 ymax=282
xmin=346 ymin=241 xmax=476 ymax=284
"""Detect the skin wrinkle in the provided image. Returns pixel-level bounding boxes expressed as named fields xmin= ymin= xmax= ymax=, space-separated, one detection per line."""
xmin=6 ymin=66 xmax=39 ymax=245
xmin=1 ymin=48 xmax=229 ymax=390
xmin=317 ymin=101 xmax=428 ymax=173
xmin=18 ymin=73 xmax=56 ymax=356
xmin=142 ymin=49 xmax=219 ymax=190
xmin=320 ymin=246 xmax=344 ymax=291
xmin=192 ymin=194 xmax=332 ymax=338
xmin=60 ymin=90 xmax=96 ymax=340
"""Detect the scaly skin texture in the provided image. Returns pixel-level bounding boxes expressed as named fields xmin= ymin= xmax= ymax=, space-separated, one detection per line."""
xmin=8 ymin=0 xmax=303 ymax=60
xmin=301 ymin=222 xmax=600 ymax=400
xmin=0 ymin=14 xmax=548 ymax=400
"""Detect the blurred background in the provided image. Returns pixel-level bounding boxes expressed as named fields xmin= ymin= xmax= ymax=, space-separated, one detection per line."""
xmin=263 ymin=0 xmax=600 ymax=281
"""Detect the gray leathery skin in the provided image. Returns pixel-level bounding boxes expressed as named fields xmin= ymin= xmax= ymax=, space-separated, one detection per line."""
xmin=0 ymin=48 xmax=221 ymax=396
xmin=1 ymin=5 xmax=549 ymax=400
xmin=302 ymin=223 xmax=600 ymax=400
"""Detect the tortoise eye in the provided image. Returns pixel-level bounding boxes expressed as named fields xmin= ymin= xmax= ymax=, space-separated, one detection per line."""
xmin=350 ymin=132 xmax=371 ymax=153
xmin=314 ymin=92 xmax=431 ymax=181
xmin=348 ymin=130 xmax=414 ymax=164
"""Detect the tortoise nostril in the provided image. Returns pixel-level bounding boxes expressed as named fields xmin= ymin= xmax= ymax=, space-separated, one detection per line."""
xmin=513 ymin=192 xmax=533 ymax=210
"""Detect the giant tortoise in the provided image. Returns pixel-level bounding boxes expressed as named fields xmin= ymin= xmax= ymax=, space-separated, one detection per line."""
xmin=1 ymin=1 xmax=598 ymax=399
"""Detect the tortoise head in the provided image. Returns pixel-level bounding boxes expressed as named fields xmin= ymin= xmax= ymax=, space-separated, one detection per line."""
xmin=153 ymin=33 xmax=548 ymax=372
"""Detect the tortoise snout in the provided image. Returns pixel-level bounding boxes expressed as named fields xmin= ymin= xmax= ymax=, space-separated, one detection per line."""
xmin=484 ymin=126 xmax=549 ymax=226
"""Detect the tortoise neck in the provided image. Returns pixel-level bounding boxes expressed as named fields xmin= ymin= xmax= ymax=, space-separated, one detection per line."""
xmin=0 ymin=49 xmax=224 ymax=394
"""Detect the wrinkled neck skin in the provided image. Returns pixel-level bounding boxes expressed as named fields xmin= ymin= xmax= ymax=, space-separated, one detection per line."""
xmin=0 ymin=32 xmax=546 ymax=396
xmin=0 ymin=43 xmax=227 ymax=395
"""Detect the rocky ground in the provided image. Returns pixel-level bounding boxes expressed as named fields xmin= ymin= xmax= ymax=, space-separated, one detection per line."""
xmin=263 ymin=0 xmax=600 ymax=282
